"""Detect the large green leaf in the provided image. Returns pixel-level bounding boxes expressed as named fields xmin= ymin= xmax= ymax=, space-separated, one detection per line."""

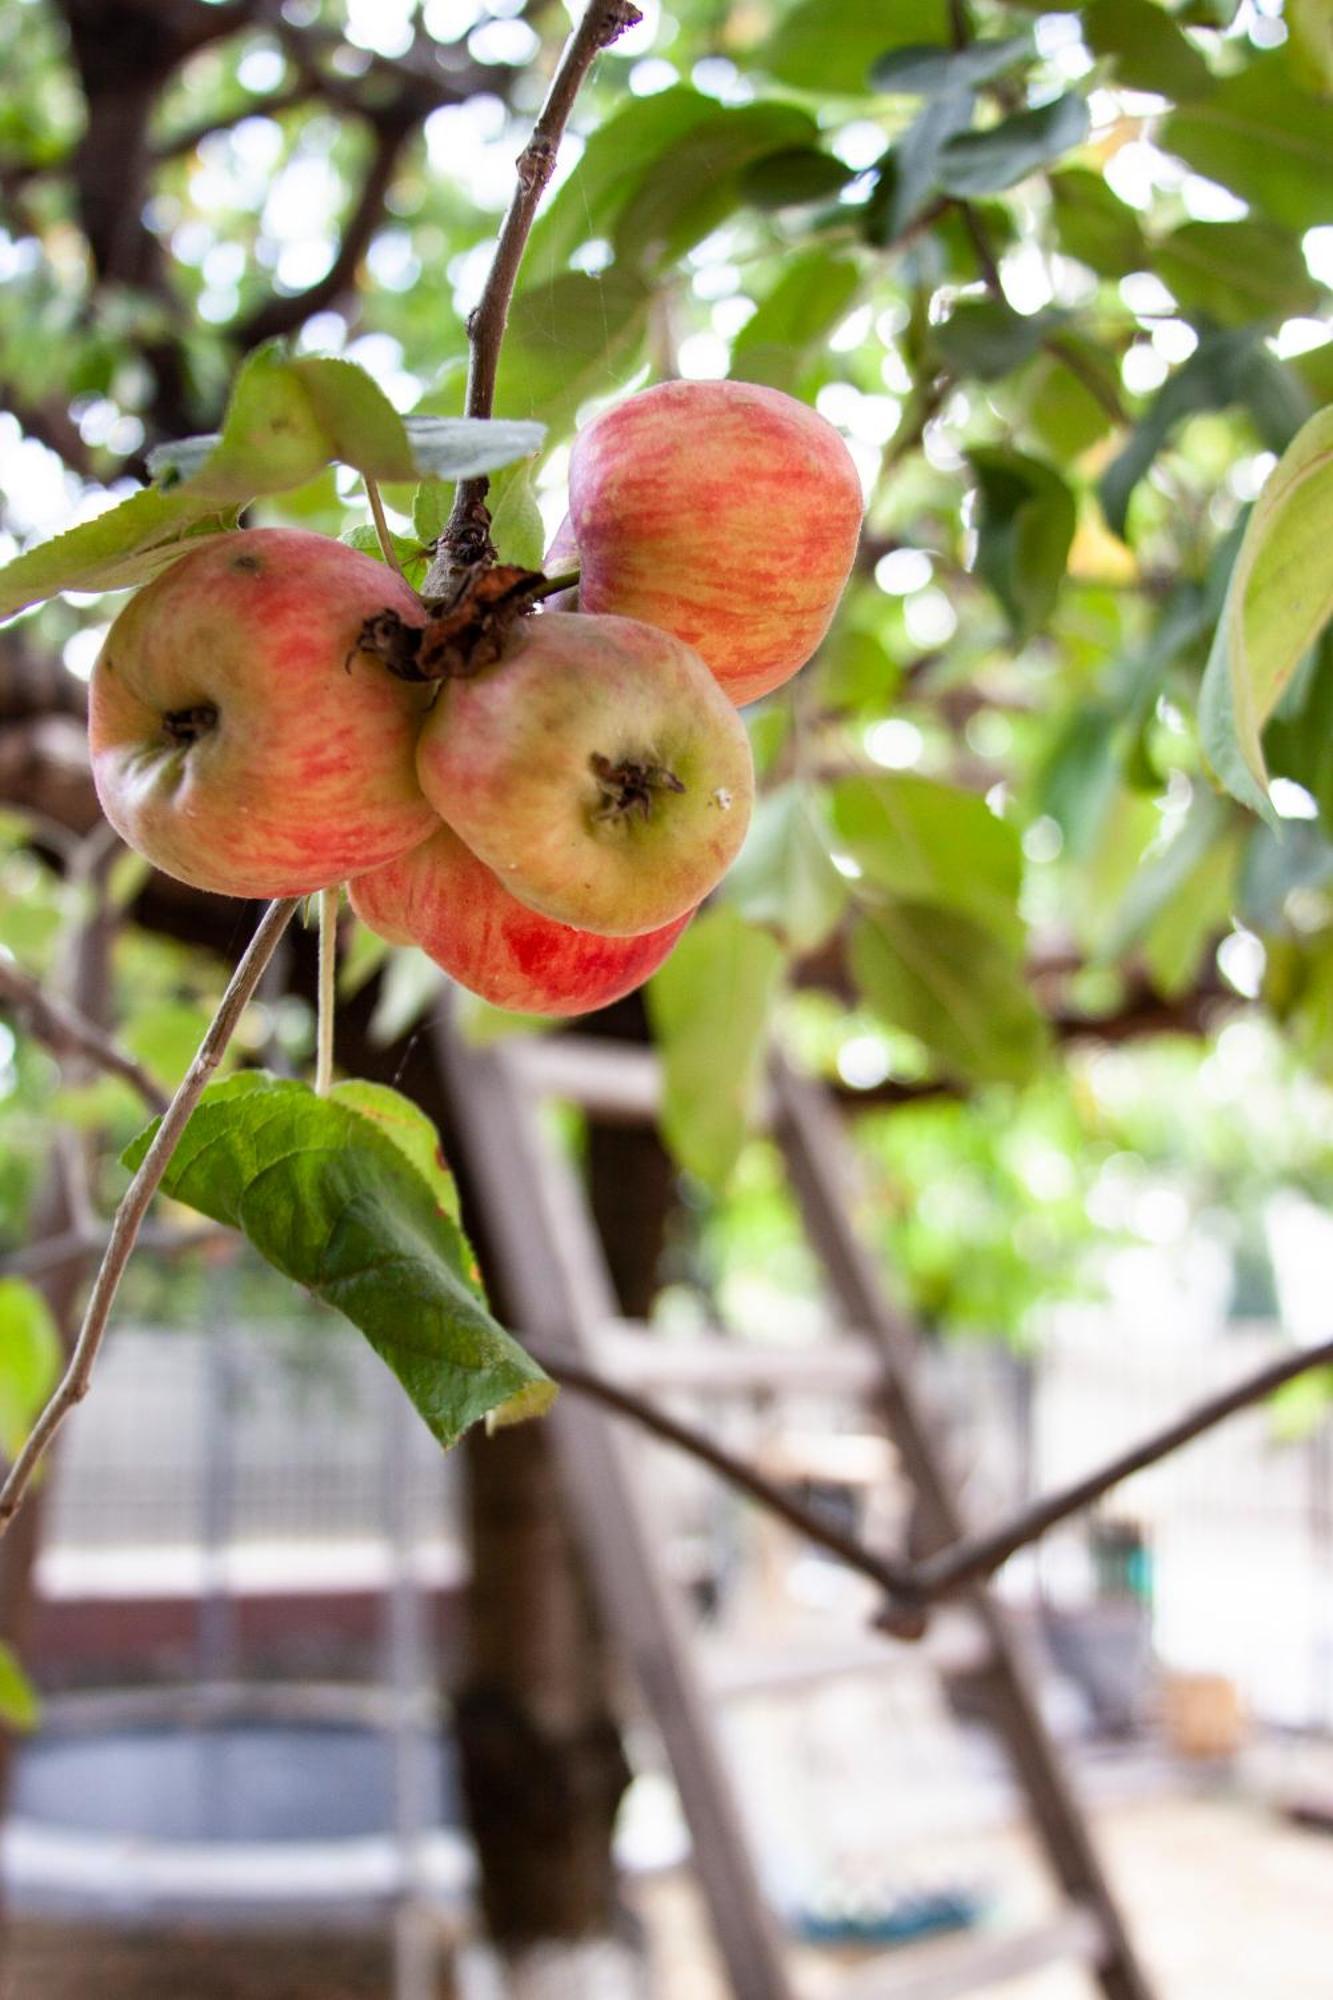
xmin=969 ymin=447 xmax=1076 ymax=642
xmin=495 ymin=267 xmax=650 ymax=435
xmin=831 ymin=773 xmax=1024 ymax=945
xmin=0 ymin=1277 xmax=62 ymax=1458
xmin=934 ymin=299 xmax=1063 ymax=382
xmin=0 ymin=1644 xmax=39 ymax=1734
xmin=864 ymin=89 xmax=976 ymax=241
xmin=724 ymin=784 xmax=847 ymax=953
xmin=1200 ymin=406 xmax=1333 ymax=812
xmin=761 ymin=0 xmax=951 ymax=94
xmin=1047 ymin=170 xmax=1149 ymax=280
xmin=1164 ymin=54 xmax=1333 ymax=233
xmin=1289 ymin=0 xmax=1333 ymax=93
xmin=1152 ymin=221 xmax=1320 ymax=329
xmin=1084 ymin=0 xmax=1215 ymax=100
xmin=870 ymin=34 xmax=1033 ymax=98
xmin=612 ymin=103 xmax=818 ymax=270
xmin=647 ymin=909 xmax=784 ymax=1189
xmin=936 ymin=95 xmax=1089 ymax=198
xmin=522 ymin=87 xmax=722 ymax=290
xmin=730 ymin=251 xmax=861 ymax=394
xmin=123 ymin=1074 xmax=553 ymax=1447
xmin=849 ymin=899 xmax=1047 ymax=1085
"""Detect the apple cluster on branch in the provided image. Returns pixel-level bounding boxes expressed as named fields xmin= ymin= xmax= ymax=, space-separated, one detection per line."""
xmin=88 ymin=379 xmax=863 ymax=1016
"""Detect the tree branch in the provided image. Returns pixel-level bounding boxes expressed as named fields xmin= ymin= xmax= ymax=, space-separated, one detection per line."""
xmin=901 ymin=1334 xmax=1333 ymax=1613
xmin=234 ymin=109 xmax=418 ymax=348
xmin=0 ymin=958 xmax=168 ymax=1114
xmin=426 ymin=0 xmax=643 ymax=584
xmin=526 ymin=1346 xmax=919 ymax=1600
xmin=0 ymin=897 xmax=299 ymax=1537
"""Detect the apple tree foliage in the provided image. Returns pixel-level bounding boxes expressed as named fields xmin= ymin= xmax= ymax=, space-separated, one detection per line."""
xmin=2 ymin=0 xmax=1333 ymax=1450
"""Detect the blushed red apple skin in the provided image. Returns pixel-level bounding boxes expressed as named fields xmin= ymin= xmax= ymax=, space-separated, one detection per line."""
xmin=567 ymin=380 xmax=863 ymax=707
xmin=414 ymin=609 xmax=753 ymax=937
xmin=350 ymin=821 xmax=692 ymax=1017
xmin=89 ymin=529 xmax=437 ymax=898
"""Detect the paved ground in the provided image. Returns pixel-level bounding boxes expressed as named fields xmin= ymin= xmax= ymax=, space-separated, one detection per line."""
xmin=2 ymin=1791 xmax=1330 ymax=1997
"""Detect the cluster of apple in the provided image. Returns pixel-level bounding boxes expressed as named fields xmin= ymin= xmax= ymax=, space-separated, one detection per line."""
xmin=89 ymin=381 xmax=862 ymax=1015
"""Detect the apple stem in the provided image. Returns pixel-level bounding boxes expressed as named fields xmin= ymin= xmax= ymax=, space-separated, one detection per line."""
xmin=315 ymin=884 xmax=340 ymax=1097
xmin=365 ymin=477 xmax=406 ymax=579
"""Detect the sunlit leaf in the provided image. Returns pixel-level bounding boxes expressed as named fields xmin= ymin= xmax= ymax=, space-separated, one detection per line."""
xmin=648 ymin=909 xmax=784 ymax=1189
xmin=0 ymin=1278 xmax=62 ymax=1459
xmin=724 ymin=784 xmax=847 ymax=953
xmin=1200 ymin=405 xmax=1333 ymax=811
xmin=849 ymin=899 xmax=1047 ymax=1085
xmin=832 ymin=774 xmax=1025 ymax=945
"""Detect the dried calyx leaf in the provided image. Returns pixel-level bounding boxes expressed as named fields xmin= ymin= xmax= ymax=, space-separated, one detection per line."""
xmin=356 ymin=562 xmax=568 ymax=683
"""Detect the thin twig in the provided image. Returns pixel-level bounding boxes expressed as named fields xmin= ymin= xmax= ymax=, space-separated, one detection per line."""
xmin=426 ymin=0 xmax=643 ymax=586
xmin=315 ymin=886 xmax=339 ymax=1096
xmin=365 ymin=478 xmax=406 ymax=578
xmin=0 ymin=958 xmax=169 ymax=1114
xmin=1 ymin=1222 xmax=233 ymax=1282
xmin=909 ymin=1335 xmax=1333 ymax=1605
xmin=0 ymin=898 xmax=300 ymax=1536
xmin=528 ymin=1346 xmax=919 ymax=1601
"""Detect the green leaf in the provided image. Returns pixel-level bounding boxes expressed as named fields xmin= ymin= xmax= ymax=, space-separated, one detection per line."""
xmin=495 ymin=268 xmax=650 ymax=437
xmin=730 ymin=251 xmax=861 ymax=395
xmin=1100 ymin=328 xmax=1291 ymax=538
xmin=0 ymin=1644 xmax=39 ymax=1734
xmin=849 ymin=899 xmax=1047 ymax=1085
xmin=148 ymin=345 xmax=332 ymax=501
xmin=1152 ymin=221 xmax=1320 ymax=328
xmin=1164 ymin=53 xmax=1333 ymax=233
xmin=936 ymin=94 xmax=1089 ymax=197
xmin=0 ymin=1278 xmax=62 ymax=1459
xmin=724 ymin=784 xmax=847 ymax=953
xmin=934 ymin=299 xmax=1062 ymax=382
xmin=1200 ymin=406 xmax=1333 ymax=810
xmin=0 ymin=493 xmax=230 ymax=623
xmin=737 ymin=147 xmax=856 ymax=210
xmin=340 ymin=523 xmax=425 ymax=585
xmin=613 ymin=103 xmax=818 ymax=269
xmin=487 ymin=463 xmax=547 ymax=572
xmin=969 ymin=447 xmax=1076 ymax=642
xmin=1104 ymin=787 xmax=1234 ymax=957
xmin=1048 ymin=169 xmax=1150 ymax=279
xmin=522 ymin=87 xmax=722 ymax=291
xmin=647 ymin=909 xmax=784 ymax=1189
xmin=327 ymin=1079 xmax=465 ymax=1231
xmin=1263 ymin=633 xmax=1333 ymax=834
xmin=122 ymin=1075 xmax=553 ymax=1446
xmin=762 ymin=0 xmax=951 ymax=94
xmin=871 ymin=34 xmax=1033 ymax=98
xmin=831 ymin=773 xmax=1024 ymax=945
xmin=864 ymin=90 xmax=976 ymax=241
xmin=412 ymin=480 xmax=452 ymax=544
xmin=1288 ymin=0 xmax=1333 ymax=93
xmin=399 ymin=416 xmax=546 ymax=481
xmin=1084 ymin=0 xmax=1215 ymax=100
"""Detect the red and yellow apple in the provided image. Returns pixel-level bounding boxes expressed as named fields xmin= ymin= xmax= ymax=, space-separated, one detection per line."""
xmin=351 ymin=820 xmax=691 ymax=1016
xmin=565 ymin=380 xmax=863 ymax=707
xmin=89 ymin=529 xmax=437 ymax=897
xmin=414 ymin=609 xmax=753 ymax=937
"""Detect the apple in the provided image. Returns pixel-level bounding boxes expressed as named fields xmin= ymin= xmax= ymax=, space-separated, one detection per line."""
xmin=414 ymin=609 xmax=753 ymax=936
xmin=566 ymin=379 xmax=863 ymax=707
xmin=89 ymin=529 xmax=438 ymax=897
xmin=350 ymin=820 xmax=692 ymax=1016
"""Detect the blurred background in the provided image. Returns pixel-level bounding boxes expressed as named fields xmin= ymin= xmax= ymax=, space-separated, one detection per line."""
xmin=2 ymin=0 xmax=1333 ymax=1993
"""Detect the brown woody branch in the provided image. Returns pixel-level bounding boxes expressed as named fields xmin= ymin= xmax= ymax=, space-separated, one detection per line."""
xmin=427 ymin=0 xmax=644 ymax=583
xmin=0 ymin=958 xmax=169 ymax=1114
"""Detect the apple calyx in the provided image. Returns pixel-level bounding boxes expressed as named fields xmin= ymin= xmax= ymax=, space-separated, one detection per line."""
xmin=162 ymin=702 xmax=219 ymax=746
xmin=356 ymin=561 xmax=575 ymax=686
xmin=589 ymin=751 xmax=685 ymax=824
